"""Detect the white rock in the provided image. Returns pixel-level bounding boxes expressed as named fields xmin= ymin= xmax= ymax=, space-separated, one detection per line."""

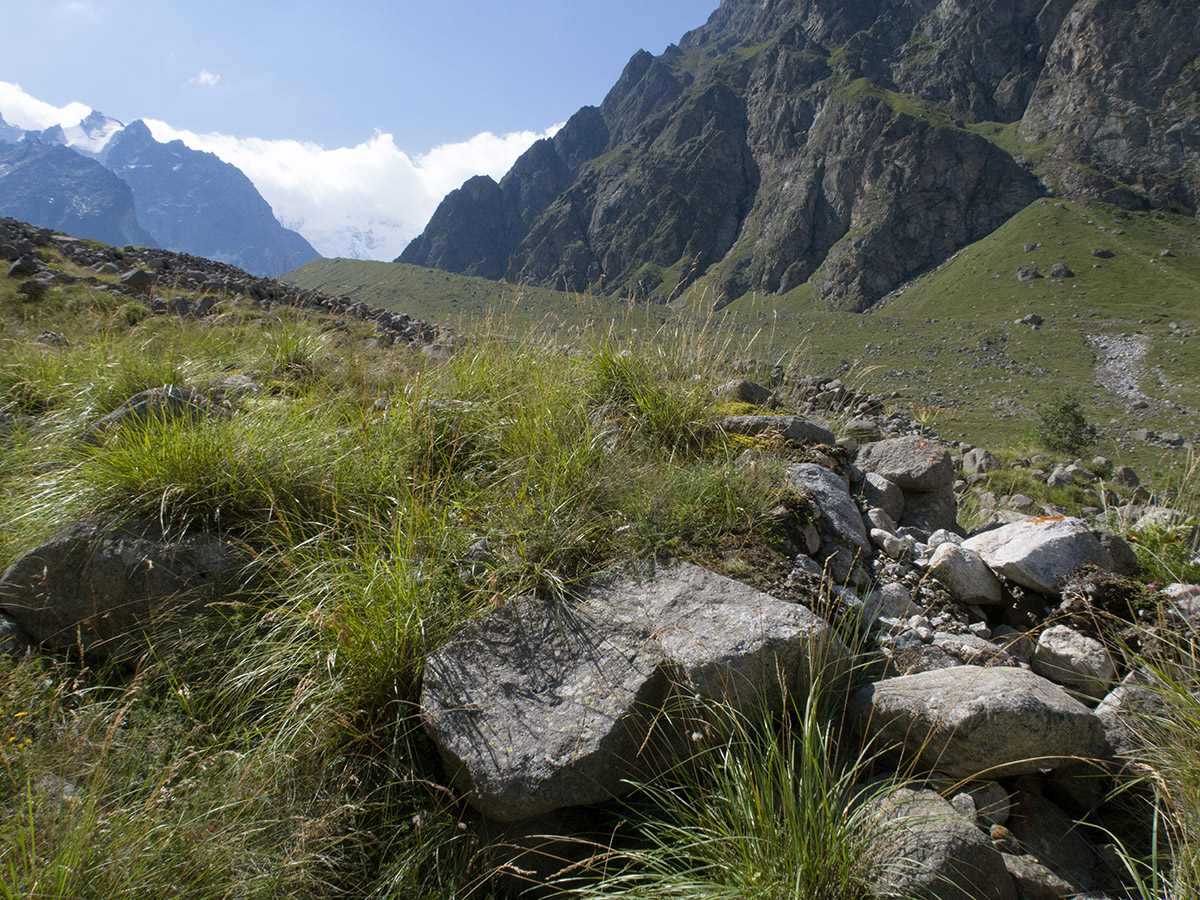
xmin=928 ymin=543 xmax=1004 ymax=606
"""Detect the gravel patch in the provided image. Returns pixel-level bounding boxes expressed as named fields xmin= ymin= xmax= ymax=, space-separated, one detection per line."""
xmin=1088 ymin=334 xmax=1149 ymax=403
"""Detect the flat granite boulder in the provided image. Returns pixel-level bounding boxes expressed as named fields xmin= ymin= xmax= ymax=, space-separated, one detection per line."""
xmin=962 ymin=516 xmax=1113 ymax=595
xmin=851 ymin=666 xmax=1109 ymax=780
xmin=421 ymin=563 xmax=847 ymax=822
xmin=720 ymin=415 xmax=835 ymax=447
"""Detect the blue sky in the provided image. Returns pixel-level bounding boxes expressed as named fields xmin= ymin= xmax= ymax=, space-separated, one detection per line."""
xmin=3 ymin=0 xmax=719 ymax=148
xmin=0 ymin=1 xmax=720 ymax=259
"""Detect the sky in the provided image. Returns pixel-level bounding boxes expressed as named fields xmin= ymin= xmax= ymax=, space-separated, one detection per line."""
xmin=0 ymin=0 xmax=721 ymax=259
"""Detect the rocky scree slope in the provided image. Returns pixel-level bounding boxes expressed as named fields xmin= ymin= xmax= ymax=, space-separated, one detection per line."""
xmin=5 ymin=357 xmax=1196 ymax=897
xmin=401 ymin=0 xmax=1200 ymax=312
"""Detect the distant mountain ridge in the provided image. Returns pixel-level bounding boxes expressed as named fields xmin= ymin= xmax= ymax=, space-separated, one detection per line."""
xmin=0 ymin=139 xmax=155 ymax=248
xmin=400 ymin=0 xmax=1200 ymax=310
xmin=0 ymin=109 xmax=318 ymax=276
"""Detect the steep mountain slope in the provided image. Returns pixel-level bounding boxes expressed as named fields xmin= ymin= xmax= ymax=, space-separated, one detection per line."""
xmin=0 ymin=139 xmax=156 ymax=247
xmin=103 ymin=121 xmax=319 ymax=276
xmin=401 ymin=0 xmax=1200 ymax=312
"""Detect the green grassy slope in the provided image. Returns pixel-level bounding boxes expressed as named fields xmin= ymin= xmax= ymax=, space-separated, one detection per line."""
xmin=289 ymin=198 xmax=1200 ymax=482
xmin=288 ymin=258 xmax=648 ymax=337
xmin=707 ymin=198 xmax=1200 ymax=478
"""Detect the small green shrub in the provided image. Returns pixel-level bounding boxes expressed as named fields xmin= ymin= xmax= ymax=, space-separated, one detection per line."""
xmin=1034 ymin=397 xmax=1097 ymax=455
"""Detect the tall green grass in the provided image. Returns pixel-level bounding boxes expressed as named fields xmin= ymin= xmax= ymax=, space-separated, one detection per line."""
xmin=0 ymin=284 xmax=803 ymax=897
xmin=552 ymin=682 xmax=902 ymax=900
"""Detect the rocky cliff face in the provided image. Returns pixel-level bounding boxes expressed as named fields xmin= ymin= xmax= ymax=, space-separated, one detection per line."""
xmin=401 ymin=0 xmax=1200 ymax=311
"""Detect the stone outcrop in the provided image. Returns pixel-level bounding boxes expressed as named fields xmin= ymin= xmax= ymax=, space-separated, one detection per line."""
xmin=962 ymin=517 xmax=1114 ymax=596
xmin=873 ymin=788 xmax=1017 ymax=900
xmin=851 ymin=666 xmax=1110 ymax=780
xmin=0 ymin=217 xmax=446 ymax=352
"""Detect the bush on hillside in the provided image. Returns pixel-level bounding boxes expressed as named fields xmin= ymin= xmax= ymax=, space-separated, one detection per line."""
xmin=1034 ymin=397 xmax=1097 ymax=455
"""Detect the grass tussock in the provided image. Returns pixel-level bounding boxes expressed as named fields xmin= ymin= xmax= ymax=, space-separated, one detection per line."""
xmin=554 ymin=687 xmax=901 ymax=900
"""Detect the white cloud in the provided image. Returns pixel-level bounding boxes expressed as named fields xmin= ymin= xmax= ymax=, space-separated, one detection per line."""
xmin=144 ymin=120 xmax=563 ymax=260
xmin=0 ymin=80 xmax=92 ymax=131
xmin=186 ymin=69 xmax=221 ymax=88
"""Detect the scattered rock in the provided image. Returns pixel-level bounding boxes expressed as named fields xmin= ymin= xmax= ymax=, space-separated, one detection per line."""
xmin=1004 ymin=791 xmax=1102 ymax=894
xmin=1049 ymin=263 xmax=1074 ymax=278
xmin=928 ymin=543 xmax=1004 ymax=606
xmin=961 ymin=447 xmax=999 ymax=474
xmin=863 ymin=471 xmax=905 ymax=522
xmin=856 ymin=436 xmax=955 ymax=493
xmin=1016 ymin=266 xmax=1042 ymax=282
xmin=786 ymin=463 xmax=870 ymax=554
xmin=720 ymin=415 xmax=835 ymax=447
xmin=17 ymin=278 xmax=52 ymax=301
xmin=900 ymin=485 xmax=960 ymax=535
xmin=80 ymin=385 xmax=229 ymax=444
xmin=718 ymin=378 xmax=774 ymax=408
xmin=1032 ymin=624 xmax=1117 ymax=700
xmin=118 ymin=268 xmax=158 ymax=294
xmin=7 ymin=254 xmax=42 ymax=278
xmin=1095 ymin=670 xmax=1166 ymax=758
xmin=873 ymin=788 xmax=1017 ymax=900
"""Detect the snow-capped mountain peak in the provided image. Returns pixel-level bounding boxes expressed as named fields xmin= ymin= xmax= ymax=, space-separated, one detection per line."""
xmin=56 ymin=109 xmax=126 ymax=156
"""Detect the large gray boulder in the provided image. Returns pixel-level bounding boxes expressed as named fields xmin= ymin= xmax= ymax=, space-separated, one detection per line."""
xmin=856 ymin=436 xmax=955 ymax=492
xmin=0 ymin=519 xmax=245 ymax=662
xmin=421 ymin=563 xmax=847 ymax=822
xmin=901 ymin=484 xmax=961 ymax=535
xmin=1002 ymin=791 xmax=1102 ymax=896
xmin=862 ymin=472 xmax=905 ymax=522
xmin=961 ymin=447 xmax=1000 ymax=474
xmin=1095 ymin=670 xmax=1167 ymax=758
xmin=786 ymin=463 xmax=870 ymax=554
xmin=873 ymin=788 xmax=1017 ymax=900
xmin=851 ymin=666 xmax=1109 ymax=780
xmin=962 ymin=517 xmax=1114 ymax=595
